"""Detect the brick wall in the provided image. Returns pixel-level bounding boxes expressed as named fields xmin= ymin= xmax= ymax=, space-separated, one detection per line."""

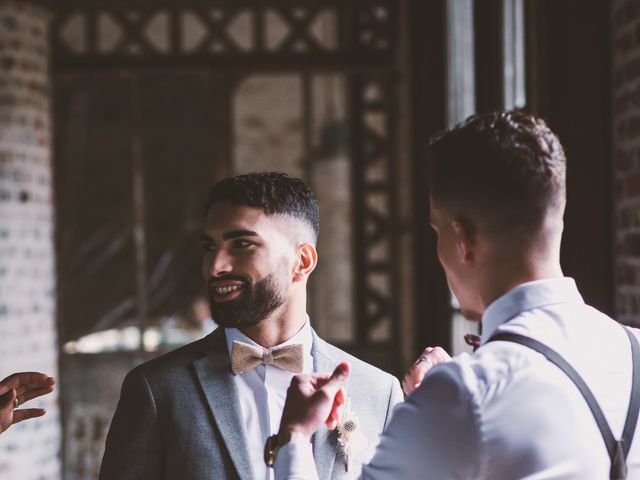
xmin=612 ymin=0 xmax=640 ymax=326
xmin=0 ymin=3 xmax=61 ymax=478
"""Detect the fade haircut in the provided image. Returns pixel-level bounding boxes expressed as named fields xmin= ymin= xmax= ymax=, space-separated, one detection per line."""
xmin=428 ymin=110 xmax=566 ymax=238
xmin=205 ymin=172 xmax=320 ymax=244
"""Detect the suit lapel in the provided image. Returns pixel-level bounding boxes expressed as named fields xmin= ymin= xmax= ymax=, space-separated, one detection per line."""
xmin=193 ymin=329 xmax=254 ymax=480
xmin=311 ymin=332 xmax=340 ymax=479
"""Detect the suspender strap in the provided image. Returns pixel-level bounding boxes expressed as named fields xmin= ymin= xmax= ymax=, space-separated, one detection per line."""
xmin=621 ymin=327 xmax=640 ymax=459
xmin=488 ymin=333 xmax=617 ymax=456
xmin=487 ymin=327 xmax=640 ymax=480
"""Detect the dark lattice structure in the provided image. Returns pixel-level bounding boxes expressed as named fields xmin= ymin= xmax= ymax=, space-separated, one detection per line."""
xmin=49 ymin=0 xmax=403 ymax=360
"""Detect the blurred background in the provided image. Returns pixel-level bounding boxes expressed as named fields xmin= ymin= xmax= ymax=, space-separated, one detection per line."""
xmin=0 ymin=0 xmax=626 ymax=477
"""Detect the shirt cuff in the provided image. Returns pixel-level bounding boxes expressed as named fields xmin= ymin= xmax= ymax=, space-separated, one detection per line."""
xmin=274 ymin=434 xmax=319 ymax=480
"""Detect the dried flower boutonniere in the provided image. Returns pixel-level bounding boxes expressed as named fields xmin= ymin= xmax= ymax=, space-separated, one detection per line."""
xmin=335 ymin=396 xmax=371 ymax=473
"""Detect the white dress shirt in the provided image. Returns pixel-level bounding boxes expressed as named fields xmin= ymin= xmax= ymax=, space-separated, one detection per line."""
xmin=275 ymin=277 xmax=640 ymax=479
xmin=226 ymin=318 xmax=313 ymax=480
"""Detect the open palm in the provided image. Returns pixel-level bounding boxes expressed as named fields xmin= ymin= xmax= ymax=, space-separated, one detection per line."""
xmin=0 ymin=372 xmax=55 ymax=434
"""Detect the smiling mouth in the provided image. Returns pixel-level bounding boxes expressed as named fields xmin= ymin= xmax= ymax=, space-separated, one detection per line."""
xmin=214 ymin=285 xmax=242 ymax=295
xmin=210 ymin=283 xmax=245 ymax=302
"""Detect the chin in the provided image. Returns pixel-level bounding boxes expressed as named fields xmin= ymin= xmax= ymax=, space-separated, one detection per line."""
xmin=213 ymin=313 xmax=264 ymax=329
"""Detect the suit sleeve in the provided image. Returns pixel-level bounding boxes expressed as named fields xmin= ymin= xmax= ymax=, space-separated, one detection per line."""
xmin=361 ymin=363 xmax=482 ymax=479
xmin=99 ymin=367 xmax=163 ymax=480
xmin=383 ymin=376 xmax=404 ymax=429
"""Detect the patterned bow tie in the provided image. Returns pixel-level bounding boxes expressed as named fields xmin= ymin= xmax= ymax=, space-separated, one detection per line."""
xmin=230 ymin=340 xmax=304 ymax=375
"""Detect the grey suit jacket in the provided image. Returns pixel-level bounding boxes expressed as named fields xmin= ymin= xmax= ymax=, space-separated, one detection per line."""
xmin=99 ymin=328 xmax=403 ymax=480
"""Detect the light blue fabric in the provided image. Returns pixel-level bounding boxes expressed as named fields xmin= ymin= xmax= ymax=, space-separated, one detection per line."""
xmin=277 ymin=277 xmax=640 ymax=480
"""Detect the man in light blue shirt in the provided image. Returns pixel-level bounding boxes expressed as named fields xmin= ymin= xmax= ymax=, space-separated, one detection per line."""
xmin=272 ymin=111 xmax=640 ymax=479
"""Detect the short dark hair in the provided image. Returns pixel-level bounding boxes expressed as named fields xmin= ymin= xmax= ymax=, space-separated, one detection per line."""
xmin=205 ymin=172 xmax=320 ymax=243
xmin=428 ymin=110 xmax=566 ymax=236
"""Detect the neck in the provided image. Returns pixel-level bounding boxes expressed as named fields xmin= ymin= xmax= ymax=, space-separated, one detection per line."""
xmin=478 ymin=248 xmax=563 ymax=314
xmin=238 ymin=292 xmax=307 ymax=348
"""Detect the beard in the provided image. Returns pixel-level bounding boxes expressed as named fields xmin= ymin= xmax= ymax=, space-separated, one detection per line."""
xmin=208 ymin=268 xmax=288 ymax=329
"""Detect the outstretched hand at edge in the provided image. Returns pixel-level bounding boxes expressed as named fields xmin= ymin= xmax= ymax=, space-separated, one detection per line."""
xmin=0 ymin=372 xmax=55 ymax=434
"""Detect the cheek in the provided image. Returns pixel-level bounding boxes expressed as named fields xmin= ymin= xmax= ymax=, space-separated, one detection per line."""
xmin=436 ymin=236 xmax=449 ymax=266
xmin=436 ymin=242 xmax=444 ymax=264
xmin=445 ymin=272 xmax=461 ymax=298
xmin=235 ymin=250 xmax=271 ymax=279
xmin=201 ymin=253 xmax=212 ymax=279
xmin=436 ymin=241 xmax=459 ymax=293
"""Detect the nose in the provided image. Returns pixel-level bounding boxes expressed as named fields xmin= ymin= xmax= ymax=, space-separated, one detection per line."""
xmin=207 ymin=249 xmax=232 ymax=278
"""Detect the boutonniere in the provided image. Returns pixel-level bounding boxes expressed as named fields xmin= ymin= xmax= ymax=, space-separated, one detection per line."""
xmin=335 ymin=396 xmax=371 ymax=472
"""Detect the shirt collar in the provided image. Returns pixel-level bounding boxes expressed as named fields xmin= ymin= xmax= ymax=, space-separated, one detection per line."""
xmin=224 ymin=315 xmax=313 ymax=359
xmin=480 ymin=277 xmax=584 ymax=345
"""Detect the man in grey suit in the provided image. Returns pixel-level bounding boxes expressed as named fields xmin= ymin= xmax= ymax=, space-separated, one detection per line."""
xmin=99 ymin=172 xmax=403 ymax=480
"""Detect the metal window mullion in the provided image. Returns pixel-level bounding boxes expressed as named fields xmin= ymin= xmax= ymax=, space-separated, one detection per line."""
xmin=502 ymin=0 xmax=526 ymax=109
xmin=130 ymin=74 xmax=148 ymax=348
xmin=446 ymin=0 xmax=475 ymax=126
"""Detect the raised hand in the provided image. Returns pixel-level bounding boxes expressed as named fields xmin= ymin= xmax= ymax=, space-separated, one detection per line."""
xmin=402 ymin=346 xmax=451 ymax=395
xmin=278 ymin=362 xmax=350 ymax=440
xmin=0 ymin=372 xmax=55 ymax=434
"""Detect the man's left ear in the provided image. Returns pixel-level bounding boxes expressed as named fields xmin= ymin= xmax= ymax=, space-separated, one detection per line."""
xmin=452 ymin=218 xmax=476 ymax=263
xmin=293 ymin=243 xmax=318 ymax=282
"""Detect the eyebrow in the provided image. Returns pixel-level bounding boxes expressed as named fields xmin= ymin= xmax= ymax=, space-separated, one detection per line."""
xmin=199 ymin=231 xmax=259 ymax=242
xmin=223 ymin=230 xmax=259 ymax=240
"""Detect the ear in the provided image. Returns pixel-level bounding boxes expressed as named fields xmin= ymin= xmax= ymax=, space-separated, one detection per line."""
xmin=452 ymin=218 xmax=475 ymax=263
xmin=292 ymin=243 xmax=318 ymax=282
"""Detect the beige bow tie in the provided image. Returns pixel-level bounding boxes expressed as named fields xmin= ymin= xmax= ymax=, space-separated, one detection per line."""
xmin=230 ymin=340 xmax=304 ymax=375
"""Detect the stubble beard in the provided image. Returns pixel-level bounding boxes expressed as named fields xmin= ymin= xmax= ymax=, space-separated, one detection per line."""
xmin=209 ymin=271 xmax=288 ymax=329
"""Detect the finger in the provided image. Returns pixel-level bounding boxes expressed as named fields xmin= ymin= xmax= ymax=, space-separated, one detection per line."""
xmin=0 ymin=377 xmax=20 ymax=396
xmin=2 ymin=374 xmax=52 ymax=397
xmin=289 ymin=374 xmax=316 ymax=395
xmin=327 ymin=405 xmax=340 ymax=430
xmin=320 ymin=363 xmax=350 ymax=399
xmin=17 ymin=385 xmax=55 ymax=405
xmin=402 ymin=374 xmax=412 ymax=392
xmin=0 ymin=389 xmax=16 ymax=410
xmin=15 ymin=377 xmax=56 ymax=396
xmin=12 ymin=408 xmax=46 ymax=424
xmin=325 ymin=387 xmax=346 ymax=430
xmin=412 ymin=362 xmax=430 ymax=379
xmin=429 ymin=347 xmax=452 ymax=364
xmin=327 ymin=415 xmax=338 ymax=430
xmin=406 ymin=347 xmax=452 ymax=392
xmin=403 ymin=367 xmax=426 ymax=395
xmin=413 ymin=347 xmax=434 ymax=365
xmin=402 ymin=376 xmax=414 ymax=395
xmin=311 ymin=373 xmax=335 ymax=389
xmin=415 ymin=347 xmax=451 ymax=371
xmin=321 ymin=364 xmax=349 ymax=429
xmin=326 ymin=387 xmax=346 ymax=428
xmin=1 ymin=372 xmax=49 ymax=389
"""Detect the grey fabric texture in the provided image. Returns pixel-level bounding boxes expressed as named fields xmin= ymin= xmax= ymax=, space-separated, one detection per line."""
xmin=99 ymin=328 xmax=403 ymax=480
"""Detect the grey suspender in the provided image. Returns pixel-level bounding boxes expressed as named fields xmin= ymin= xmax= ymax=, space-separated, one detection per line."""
xmin=487 ymin=327 xmax=640 ymax=480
